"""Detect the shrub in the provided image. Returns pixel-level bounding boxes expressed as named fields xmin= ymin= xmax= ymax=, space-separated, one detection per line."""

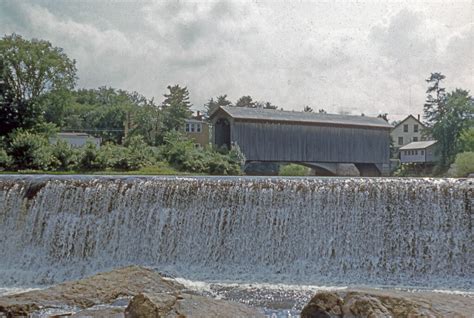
xmin=122 ymin=135 xmax=155 ymax=170
xmin=0 ymin=147 xmax=12 ymax=170
xmin=8 ymin=130 xmax=57 ymax=170
xmin=450 ymin=152 xmax=474 ymax=177
xmin=279 ymin=163 xmax=309 ymax=176
xmin=96 ymin=136 xmax=155 ymax=171
xmin=77 ymin=141 xmax=107 ymax=170
xmin=51 ymin=139 xmax=77 ymax=170
xmin=160 ymin=131 xmax=243 ymax=175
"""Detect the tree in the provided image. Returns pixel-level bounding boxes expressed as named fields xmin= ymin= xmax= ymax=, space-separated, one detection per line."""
xmin=423 ymin=72 xmax=447 ymax=127
xmin=205 ymin=94 xmax=232 ymax=116
xmin=303 ymin=105 xmax=313 ymax=112
xmin=161 ymin=85 xmax=192 ymax=132
xmin=428 ymin=89 xmax=472 ymax=166
xmin=0 ymin=34 xmax=76 ymax=135
xmin=235 ymin=95 xmax=255 ymax=108
xmin=255 ymin=101 xmax=277 ymax=109
xmin=459 ymin=127 xmax=474 ymax=152
xmin=378 ymin=113 xmax=389 ymax=122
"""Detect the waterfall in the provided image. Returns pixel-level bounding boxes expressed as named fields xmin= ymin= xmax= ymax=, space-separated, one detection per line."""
xmin=0 ymin=176 xmax=472 ymax=289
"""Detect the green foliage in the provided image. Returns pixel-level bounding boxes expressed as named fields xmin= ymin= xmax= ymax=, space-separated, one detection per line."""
xmin=161 ymin=85 xmax=192 ymax=132
xmin=235 ymin=95 xmax=255 ymax=108
xmin=279 ymin=164 xmax=309 ymax=176
xmin=39 ymin=89 xmax=74 ymax=127
xmin=51 ymin=139 xmax=77 ymax=171
xmin=205 ymin=94 xmax=232 ymax=116
xmin=423 ymin=72 xmax=447 ymax=127
xmin=77 ymin=141 xmax=106 ymax=170
xmin=0 ymin=34 xmax=77 ymax=136
xmin=160 ymin=131 xmax=243 ymax=175
xmin=31 ymin=121 xmax=60 ymax=137
xmin=450 ymin=152 xmax=474 ymax=177
xmin=423 ymin=73 xmax=473 ymax=166
xmin=459 ymin=127 xmax=474 ymax=152
xmin=8 ymin=130 xmax=57 ymax=170
xmin=127 ymin=101 xmax=162 ymax=146
xmin=431 ymin=89 xmax=472 ymax=166
xmin=0 ymin=147 xmax=12 ymax=169
xmin=120 ymin=135 xmax=155 ymax=170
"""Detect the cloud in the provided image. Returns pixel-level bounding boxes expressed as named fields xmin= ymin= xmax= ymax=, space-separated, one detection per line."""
xmin=0 ymin=1 xmax=472 ymax=120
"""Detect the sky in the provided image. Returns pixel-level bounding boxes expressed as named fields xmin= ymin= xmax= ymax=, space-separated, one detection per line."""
xmin=0 ymin=0 xmax=472 ymax=120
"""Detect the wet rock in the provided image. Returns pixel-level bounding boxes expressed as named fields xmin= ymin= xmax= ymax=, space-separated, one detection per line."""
xmin=70 ymin=307 xmax=125 ymax=317
xmin=0 ymin=266 xmax=182 ymax=317
xmin=341 ymin=293 xmax=391 ymax=317
xmin=301 ymin=291 xmax=454 ymax=318
xmin=301 ymin=292 xmax=343 ymax=317
xmin=125 ymin=292 xmax=265 ymax=318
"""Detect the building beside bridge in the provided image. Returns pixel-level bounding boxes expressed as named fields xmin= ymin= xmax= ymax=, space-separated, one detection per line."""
xmin=49 ymin=132 xmax=102 ymax=148
xmin=209 ymin=106 xmax=392 ymax=176
xmin=399 ymin=140 xmax=438 ymax=164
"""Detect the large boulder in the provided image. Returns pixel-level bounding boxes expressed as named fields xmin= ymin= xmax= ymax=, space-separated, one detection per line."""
xmin=301 ymin=292 xmax=343 ymax=317
xmin=341 ymin=293 xmax=391 ymax=318
xmin=0 ymin=266 xmax=183 ymax=317
xmin=125 ymin=292 xmax=265 ymax=318
xmin=300 ymin=290 xmax=471 ymax=318
xmin=0 ymin=266 xmax=264 ymax=318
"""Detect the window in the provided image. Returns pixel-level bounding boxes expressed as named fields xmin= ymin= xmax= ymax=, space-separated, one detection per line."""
xmin=415 ymin=150 xmax=418 ymax=155
xmin=413 ymin=137 xmax=418 ymax=142
xmin=414 ymin=124 xmax=419 ymax=133
xmin=190 ymin=123 xmax=195 ymax=132
xmin=403 ymin=124 xmax=408 ymax=132
xmin=398 ymin=137 xmax=403 ymax=145
xmin=196 ymin=123 xmax=202 ymax=133
xmin=421 ymin=150 xmax=424 ymax=155
xmin=185 ymin=123 xmax=190 ymax=132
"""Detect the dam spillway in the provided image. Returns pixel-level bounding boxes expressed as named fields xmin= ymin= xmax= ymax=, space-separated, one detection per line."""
xmin=0 ymin=175 xmax=472 ymax=289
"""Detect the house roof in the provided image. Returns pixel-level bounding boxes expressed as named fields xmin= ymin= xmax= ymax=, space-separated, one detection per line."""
xmin=399 ymin=140 xmax=438 ymax=150
xmin=211 ymin=106 xmax=392 ymax=129
xmin=185 ymin=118 xmax=206 ymax=124
xmin=57 ymin=132 xmax=91 ymax=137
xmin=392 ymin=114 xmax=426 ymax=130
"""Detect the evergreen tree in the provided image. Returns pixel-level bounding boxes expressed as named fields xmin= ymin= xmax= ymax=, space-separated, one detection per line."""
xmin=424 ymin=72 xmax=447 ymax=127
xmin=205 ymin=94 xmax=232 ymax=116
xmin=161 ymin=85 xmax=192 ymax=131
xmin=235 ymin=95 xmax=255 ymax=108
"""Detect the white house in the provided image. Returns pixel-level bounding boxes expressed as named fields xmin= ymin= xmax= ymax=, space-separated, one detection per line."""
xmin=49 ymin=132 xmax=101 ymax=148
xmin=391 ymin=115 xmax=427 ymax=151
xmin=399 ymin=140 xmax=438 ymax=164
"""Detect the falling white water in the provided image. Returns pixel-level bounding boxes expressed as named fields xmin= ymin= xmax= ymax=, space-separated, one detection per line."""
xmin=0 ymin=175 xmax=472 ymax=289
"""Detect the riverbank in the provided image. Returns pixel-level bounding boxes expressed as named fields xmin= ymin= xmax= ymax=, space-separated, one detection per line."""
xmin=1 ymin=266 xmax=472 ymax=317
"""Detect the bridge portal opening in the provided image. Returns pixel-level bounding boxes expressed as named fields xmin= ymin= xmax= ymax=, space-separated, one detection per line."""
xmin=215 ymin=118 xmax=231 ymax=149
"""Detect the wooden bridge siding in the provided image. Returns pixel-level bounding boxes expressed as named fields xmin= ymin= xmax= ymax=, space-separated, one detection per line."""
xmin=232 ymin=121 xmax=389 ymax=164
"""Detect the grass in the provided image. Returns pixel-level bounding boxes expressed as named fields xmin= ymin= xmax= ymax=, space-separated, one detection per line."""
xmin=0 ymin=162 xmax=203 ymax=176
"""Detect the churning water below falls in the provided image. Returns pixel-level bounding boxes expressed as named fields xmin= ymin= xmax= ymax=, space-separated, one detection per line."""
xmin=0 ymin=175 xmax=472 ymax=298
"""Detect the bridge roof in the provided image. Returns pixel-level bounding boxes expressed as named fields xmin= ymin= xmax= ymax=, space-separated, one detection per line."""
xmin=214 ymin=106 xmax=393 ymax=129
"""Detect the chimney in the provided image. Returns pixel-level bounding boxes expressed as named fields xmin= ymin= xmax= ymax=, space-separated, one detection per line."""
xmin=417 ymin=114 xmax=420 ymax=121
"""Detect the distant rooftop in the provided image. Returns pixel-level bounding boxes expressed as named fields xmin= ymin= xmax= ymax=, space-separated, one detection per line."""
xmin=399 ymin=140 xmax=437 ymax=150
xmin=213 ymin=106 xmax=392 ymax=129
xmin=57 ymin=132 xmax=92 ymax=137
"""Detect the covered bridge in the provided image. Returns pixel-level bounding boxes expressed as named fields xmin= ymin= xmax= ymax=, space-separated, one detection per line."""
xmin=209 ymin=106 xmax=392 ymax=176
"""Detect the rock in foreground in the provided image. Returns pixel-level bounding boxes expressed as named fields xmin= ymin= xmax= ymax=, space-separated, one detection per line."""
xmin=301 ymin=290 xmax=473 ymax=318
xmin=125 ymin=292 xmax=264 ymax=318
xmin=0 ymin=266 xmax=263 ymax=317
